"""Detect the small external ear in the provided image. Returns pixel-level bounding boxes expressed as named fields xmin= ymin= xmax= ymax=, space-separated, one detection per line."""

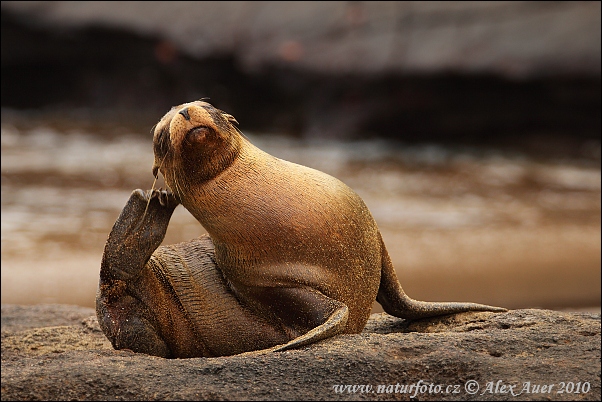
xmin=222 ymin=113 xmax=239 ymax=125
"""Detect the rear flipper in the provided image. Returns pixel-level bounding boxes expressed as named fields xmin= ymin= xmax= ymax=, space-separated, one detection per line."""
xmin=97 ymin=189 xmax=179 ymax=357
xmin=99 ymin=189 xmax=179 ymax=283
xmin=377 ymin=235 xmax=507 ymax=320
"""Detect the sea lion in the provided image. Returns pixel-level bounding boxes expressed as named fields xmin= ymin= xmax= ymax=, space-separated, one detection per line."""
xmin=97 ymin=101 xmax=506 ymax=357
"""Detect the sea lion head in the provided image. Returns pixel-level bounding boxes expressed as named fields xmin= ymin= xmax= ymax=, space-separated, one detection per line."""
xmin=152 ymin=100 xmax=242 ymax=198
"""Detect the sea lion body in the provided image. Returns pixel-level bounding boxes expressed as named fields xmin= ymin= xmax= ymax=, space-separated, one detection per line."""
xmin=177 ymin=144 xmax=382 ymax=333
xmin=97 ymin=100 xmax=506 ymax=358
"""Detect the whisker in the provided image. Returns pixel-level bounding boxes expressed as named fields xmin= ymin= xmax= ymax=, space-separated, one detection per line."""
xmin=141 ymin=154 xmax=167 ymax=222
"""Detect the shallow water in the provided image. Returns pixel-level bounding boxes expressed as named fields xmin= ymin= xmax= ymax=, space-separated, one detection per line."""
xmin=1 ymin=115 xmax=600 ymax=312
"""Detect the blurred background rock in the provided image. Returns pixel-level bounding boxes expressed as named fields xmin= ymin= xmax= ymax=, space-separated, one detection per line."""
xmin=1 ymin=1 xmax=600 ymax=312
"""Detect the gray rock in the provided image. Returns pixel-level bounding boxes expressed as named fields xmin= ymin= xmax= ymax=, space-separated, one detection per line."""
xmin=1 ymin=304 xmax=600 ymax=400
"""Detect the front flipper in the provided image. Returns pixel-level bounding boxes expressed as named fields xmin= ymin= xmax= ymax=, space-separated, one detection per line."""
xmin=271 ymin=303 xmax=348 ymax=352
xmin=233 ymin=285 xmax=349 ymax=354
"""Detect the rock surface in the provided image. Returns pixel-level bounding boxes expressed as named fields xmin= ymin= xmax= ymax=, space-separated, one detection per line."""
xmin=1 ymin=304 xmax=600 ymax=401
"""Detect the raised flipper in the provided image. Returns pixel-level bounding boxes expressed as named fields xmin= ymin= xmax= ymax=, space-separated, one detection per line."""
xmin=377 ymin=234 xmax=507 ymax=319
xmin=99 ymin=189 xmax=179 ymax=284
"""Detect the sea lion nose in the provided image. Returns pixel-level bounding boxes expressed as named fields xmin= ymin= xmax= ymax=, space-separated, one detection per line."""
xmin=179 ymin=107 xmax=191 ymax=121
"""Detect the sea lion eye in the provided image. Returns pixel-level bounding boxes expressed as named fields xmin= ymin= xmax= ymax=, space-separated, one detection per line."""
xmin=187 ymin=126 xmax=211 ymax=143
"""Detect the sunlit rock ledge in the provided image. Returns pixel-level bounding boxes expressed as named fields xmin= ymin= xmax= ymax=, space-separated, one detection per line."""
xmin=1 ymin=304 xmax=599 ymax=401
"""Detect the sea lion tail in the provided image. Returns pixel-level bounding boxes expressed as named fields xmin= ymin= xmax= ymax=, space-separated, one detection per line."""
xmin=375 ymin=235 xmax=507 ymax=319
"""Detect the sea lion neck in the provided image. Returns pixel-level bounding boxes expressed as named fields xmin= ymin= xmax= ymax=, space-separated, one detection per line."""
xmin=178 ymin=135 xmax=261 ymax=200
xmin=173 ymin=137 xmax=271 ymax=244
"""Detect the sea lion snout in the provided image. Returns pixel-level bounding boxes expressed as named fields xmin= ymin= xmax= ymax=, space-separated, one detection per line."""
xmin=179 ymin=107 xmax=191 ymax=121
xmin=167 ymin=105 xmax=218 ymax=147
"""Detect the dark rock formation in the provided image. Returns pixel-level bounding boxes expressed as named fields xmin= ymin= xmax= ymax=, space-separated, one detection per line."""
xmin=1 ymin=304 xmax=600 ymax=401
xmin=1 ymin=2 xmax=600 ymax=157
xmin=2 ymin=2 xmax=600 ymax=77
